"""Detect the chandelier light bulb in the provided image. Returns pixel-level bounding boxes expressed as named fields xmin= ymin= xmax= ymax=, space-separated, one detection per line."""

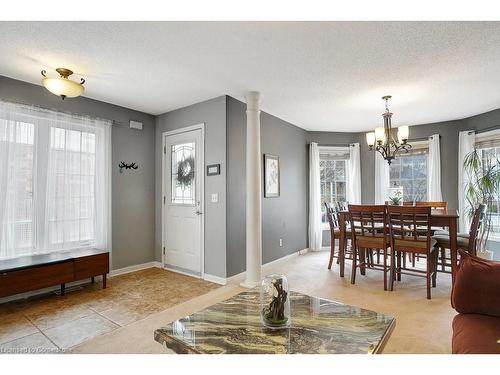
xmin=398 ymin=126 xmax=409 ymax=143
xmin=375 ymin=127 xmax=386 ymax=143
xmin=366 ymin=132 xmax=376 ymax=147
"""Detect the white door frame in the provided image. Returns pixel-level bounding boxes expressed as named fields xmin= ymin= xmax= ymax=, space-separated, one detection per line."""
xmin=161 ymin=123 xmax=205 ymax=279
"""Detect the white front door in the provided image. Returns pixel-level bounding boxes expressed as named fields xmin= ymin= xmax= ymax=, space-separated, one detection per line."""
xmin=163 ymin=127 xmax=203 ymax=276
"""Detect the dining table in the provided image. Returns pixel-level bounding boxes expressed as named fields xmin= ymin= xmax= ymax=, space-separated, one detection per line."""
xmin=337 ymin=208 xmax=460 ymax=284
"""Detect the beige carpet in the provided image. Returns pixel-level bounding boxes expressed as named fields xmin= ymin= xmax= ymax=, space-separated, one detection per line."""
xmin=71 ymin=251 xmax=455 ymax=354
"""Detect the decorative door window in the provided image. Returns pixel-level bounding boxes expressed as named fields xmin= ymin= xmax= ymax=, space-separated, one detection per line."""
xmin=171 ymin=142 xmax=196 ymax=205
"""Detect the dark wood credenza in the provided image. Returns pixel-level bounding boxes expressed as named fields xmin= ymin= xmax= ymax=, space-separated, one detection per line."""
xmin=0 ymin=248 xmax=109 ymax=299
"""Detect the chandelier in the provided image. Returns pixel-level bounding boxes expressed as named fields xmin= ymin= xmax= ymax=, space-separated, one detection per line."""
xmin=41 ymin=68 xmax=85 ymax=100
xmin=366 ymin=95 xmax=411 ymax=165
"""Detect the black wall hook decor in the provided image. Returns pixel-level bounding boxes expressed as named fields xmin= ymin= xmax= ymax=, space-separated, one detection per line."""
xmin=119 ymin=161 xmax=139 ymax=173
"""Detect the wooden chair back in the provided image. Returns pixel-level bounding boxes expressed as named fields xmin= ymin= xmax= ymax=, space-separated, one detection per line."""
xmin=403 ymin=201 xmax=415 ymax=206
xmin=414 ymin=201 xmax=448 ymax=213
xmin=348 ymin=205 xmax=387 ymax=249
xmin=336 ymin=201 xmax=347 ymax=211
xmin=468 ymin=204 xmax=487 ymax=254
xmin=324 ymin=202 xmax=339 ymax=232
xmin=387 ymin=205 xmax=433 ymax=254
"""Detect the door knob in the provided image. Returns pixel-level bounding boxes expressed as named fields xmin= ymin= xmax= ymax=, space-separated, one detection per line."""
xmin=196 ymin=210 xmax=203 ymax=215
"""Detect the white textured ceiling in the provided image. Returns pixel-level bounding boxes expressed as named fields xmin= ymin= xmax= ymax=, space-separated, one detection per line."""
xmin=1 ymin=21 xmax=500 ymax=131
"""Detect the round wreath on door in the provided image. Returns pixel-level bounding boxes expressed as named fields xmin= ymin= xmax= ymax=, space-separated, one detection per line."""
xmin=177 ymin=156 xmax=195 ymax=188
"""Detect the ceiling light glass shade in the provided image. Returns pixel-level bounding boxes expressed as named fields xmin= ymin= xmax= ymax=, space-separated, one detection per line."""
xmin=375 ymin=127 xmax=386 ymax=142
xmin=42 ymin=77 xmax=84 ymax=98
xmin=397 ymin=125 xmax=409 ymax=142
xmin=366 ymin=132 xmax=375 ymax=146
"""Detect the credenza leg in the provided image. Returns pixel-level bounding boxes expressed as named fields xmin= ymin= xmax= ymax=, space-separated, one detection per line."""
xmin=60 ymin=283 xmax=65 ymax=296
xmin=91 ymin=276 xmax=95 ymax=284
xmin=102 ymin=274 xmax=107 ymax=289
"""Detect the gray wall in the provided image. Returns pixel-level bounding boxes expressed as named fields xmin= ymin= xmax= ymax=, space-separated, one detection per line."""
xmin=308 ymin=110 xmax=500 ymax=255
xmin=0 ymin=75 xmax=156 ymax=270
xmin=308 ymin=119 xmax=479 ymax=210
xmin=155 ymin=96 xmax=227 ymax=278
xmin=226 ymin=96 xmax=308 ymax=277
xmin=4 ymin=73 xmax=500 ymax=272
xmin=360 ymin=120 xmax=465 ymax=209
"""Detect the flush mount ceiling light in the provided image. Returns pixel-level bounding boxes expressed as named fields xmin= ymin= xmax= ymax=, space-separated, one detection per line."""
xmin=41 ymin=68 xmax=85 ymax=100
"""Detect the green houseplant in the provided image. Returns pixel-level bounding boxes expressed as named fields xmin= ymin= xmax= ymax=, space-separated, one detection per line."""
xmin=463 ymin=149 xmax=500 ymax=255
xmin=388 ymin=188 xmax=403 ymax=205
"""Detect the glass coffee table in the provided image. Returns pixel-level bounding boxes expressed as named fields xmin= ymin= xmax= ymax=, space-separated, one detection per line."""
xmin=154 ymin=290 xmax=395 ymax=354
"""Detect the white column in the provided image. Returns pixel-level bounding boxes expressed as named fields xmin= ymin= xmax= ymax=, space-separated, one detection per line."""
xmin=240 ymin=91 xmax=262 ymax=288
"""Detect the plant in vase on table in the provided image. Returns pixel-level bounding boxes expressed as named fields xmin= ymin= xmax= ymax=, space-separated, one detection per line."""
xmin=387 ymin=187 xmax=404 ymax=205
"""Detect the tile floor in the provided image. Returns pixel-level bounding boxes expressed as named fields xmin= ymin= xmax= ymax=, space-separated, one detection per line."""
xmin=0 ymin=268 xmax=218 ymax=353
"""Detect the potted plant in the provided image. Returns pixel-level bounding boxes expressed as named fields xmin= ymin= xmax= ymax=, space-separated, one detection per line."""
xmin=387 ymin=187 xmax=403 ymax=205
xmin=463 ymin=149 xmax=500 ymax=259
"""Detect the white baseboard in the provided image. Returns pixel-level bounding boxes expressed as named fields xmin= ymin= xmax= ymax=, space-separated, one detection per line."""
xmin=227 ymin=248 xmax=309 ymax=285
xmin=163 ymin=265 xmax=202 ymax=279
xmin=109 ymin=261 xmax=162 ymax=277
xmin=203 ymin=273 xmax=227 ymax=285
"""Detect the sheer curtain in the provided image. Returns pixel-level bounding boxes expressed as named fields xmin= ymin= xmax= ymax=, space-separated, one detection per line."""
xmin=0 ymin=100 xmax=111 ymax=260
xmin=427 ymin=134 xmax=443 ymax=201
xmin=458 ymin=130 xmax=476 ymax=232
xmin=44 ymin=112 xmax=112 ymax=251
xmin=308 ymin=142 xmax=322 ymax=251
xmin=374 ymin=151 xmax=390 ymax=204
xmin=347 ymin=143 xmax=361 ymax=204
xmin=0 ymin=102 xmax=37 ymax=259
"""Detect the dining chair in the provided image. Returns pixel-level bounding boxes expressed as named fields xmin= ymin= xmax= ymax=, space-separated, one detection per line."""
xmin=407 ymin=201 xmax=448 ymax=266
xmin=325 ymin=202 xmax=353 ymax=269
xmin=432 ymin=204 xmax=486 ymax=272
xmin=387 ymin=205 xmax=438 ymax=299
xmin=348 ymin=204 xmax=390 ymax=290
xmin=415 ymin=201 xmax=448 ymax=213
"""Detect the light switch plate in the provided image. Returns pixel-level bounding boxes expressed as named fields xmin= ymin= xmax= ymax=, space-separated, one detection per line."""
xmin=211 ymin=193 xmax=218 ymax=203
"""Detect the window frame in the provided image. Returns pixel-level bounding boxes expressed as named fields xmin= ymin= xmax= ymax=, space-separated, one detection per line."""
xmin=318 ymin=146 xmax=350 ymax=224
xmin=0 ymin=101 xmax=111 ymax=260
xmin=473 ymin=129 xmax=500 ymax=240
xmin=388 ymin=140 xmax=429 ymax=203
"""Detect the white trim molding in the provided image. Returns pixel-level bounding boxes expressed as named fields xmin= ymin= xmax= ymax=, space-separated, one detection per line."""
xmin=203 ymin=273 xmax=227 ymax=285
xmin=109 ymin=261 xmax=163 ymax=277
xmin=228 ymin=248 xmax=309 ymax=285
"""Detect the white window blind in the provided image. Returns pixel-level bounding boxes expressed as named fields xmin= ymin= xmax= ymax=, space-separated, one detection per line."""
xmin=0 ymin=100 xmax=111 ymax=260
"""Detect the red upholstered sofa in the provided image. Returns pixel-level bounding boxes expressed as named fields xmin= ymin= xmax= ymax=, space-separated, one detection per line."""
xmin=451 ymin=251 xmax=500 ymax=354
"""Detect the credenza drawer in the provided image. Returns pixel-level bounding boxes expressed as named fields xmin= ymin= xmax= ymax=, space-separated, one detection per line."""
xmin=74 ymin=253 xmax=109 ymax=280
xmin=0 ymin=262 xmax=74 ymax=298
